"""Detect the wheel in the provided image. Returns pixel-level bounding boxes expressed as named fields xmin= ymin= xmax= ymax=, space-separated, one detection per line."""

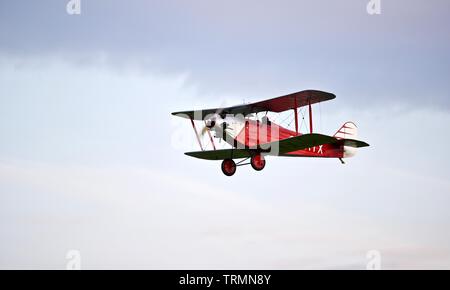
xmin=250 ymin=154 xmax=266 ymax=171
xmin=221 ymin=159 xmax=237 ymax=176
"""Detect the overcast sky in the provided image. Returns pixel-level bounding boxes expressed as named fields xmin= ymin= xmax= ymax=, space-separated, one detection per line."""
xmin=1 ymin=0 xmax=450 ymax=269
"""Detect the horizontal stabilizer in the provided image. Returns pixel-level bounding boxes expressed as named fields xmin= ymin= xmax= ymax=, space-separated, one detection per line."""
xmin=336 ymin=139 xmax=370 ymax=148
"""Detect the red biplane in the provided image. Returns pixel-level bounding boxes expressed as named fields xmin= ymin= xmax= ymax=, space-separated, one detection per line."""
xmin=172 ymin=90 xmax=369 ymax=176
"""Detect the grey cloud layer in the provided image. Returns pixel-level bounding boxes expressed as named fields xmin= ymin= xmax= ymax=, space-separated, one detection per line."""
xmin=1 ymin=0 xmax=450 ymax=109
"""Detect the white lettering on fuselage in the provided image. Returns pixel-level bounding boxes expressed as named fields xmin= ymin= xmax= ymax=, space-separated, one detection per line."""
xmin=307 ymin=145 xmax=324 ymax=154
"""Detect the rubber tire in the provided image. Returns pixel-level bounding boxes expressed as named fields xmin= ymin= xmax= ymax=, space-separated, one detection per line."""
xmin=250 ymin=154 xmax=266 ymax=171
xmin=221 ymin=159 xmax=237 ymax=176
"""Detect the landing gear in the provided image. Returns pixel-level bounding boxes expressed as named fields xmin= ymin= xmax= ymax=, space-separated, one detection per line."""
xmin=250 ymin=154 xmax=266 ymax=171
xmin=221 ymin=155 xmax=266 ymax=176
xmin=221 ymin=159 xmax=237 ymax=176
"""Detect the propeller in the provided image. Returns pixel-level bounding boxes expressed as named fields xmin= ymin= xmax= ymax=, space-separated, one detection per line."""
xmin=200 ymin=121 xmax=213 ymax=136
xmin=199 ymin=103 xmax=226 ymax=137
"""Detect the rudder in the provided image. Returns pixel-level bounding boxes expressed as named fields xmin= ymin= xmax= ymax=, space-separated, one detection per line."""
xmin=334 ymin=121 xmax=358 ymax=140
xmin=334 ymin=122 xmax=358 ymax=158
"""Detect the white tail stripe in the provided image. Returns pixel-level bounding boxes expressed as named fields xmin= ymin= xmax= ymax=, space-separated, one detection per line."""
xmin=334 ymin=121 xmax=358 ymax=140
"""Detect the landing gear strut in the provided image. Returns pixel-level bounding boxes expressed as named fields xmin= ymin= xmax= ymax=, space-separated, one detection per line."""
xmin=221 ymin=159 xmax=237 ymax=176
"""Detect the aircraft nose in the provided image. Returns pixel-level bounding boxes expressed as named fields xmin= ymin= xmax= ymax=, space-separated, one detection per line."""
xmin=205 ymin=119 xmax=216 ymax=128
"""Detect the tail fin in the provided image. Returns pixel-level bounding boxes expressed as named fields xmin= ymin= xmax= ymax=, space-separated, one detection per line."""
xmin=334 ymin=121 xmax=358 ymax=140
xmin=334 ymin=122 xmax=358 ymax=158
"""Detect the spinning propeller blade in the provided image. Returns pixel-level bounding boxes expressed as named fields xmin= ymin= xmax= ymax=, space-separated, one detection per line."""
xmin=199 ymin=102 xmax=226 ymax=137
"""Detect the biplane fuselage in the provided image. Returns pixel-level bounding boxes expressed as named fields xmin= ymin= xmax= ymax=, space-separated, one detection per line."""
xmin=172 ymin=90 xmax=368 ymax=176
xmin=215 ymin=117 xmax=356 ymax=159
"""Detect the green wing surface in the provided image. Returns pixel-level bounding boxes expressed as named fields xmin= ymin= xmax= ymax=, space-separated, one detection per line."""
xmin=269 ymin=133 xmax=338 ymax=154
xmin=184 ymin=133 xmax=346 ymax=160
xmin=184 ymin=149 xmax=253 ymax=160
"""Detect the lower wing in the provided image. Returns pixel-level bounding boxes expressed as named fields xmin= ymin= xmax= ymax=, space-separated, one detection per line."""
xmin=184 ymin=133 xmax=369 ymax=160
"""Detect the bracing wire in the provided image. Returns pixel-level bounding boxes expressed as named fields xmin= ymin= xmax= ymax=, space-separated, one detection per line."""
xmin=299 ymin=107 xmax=308 ymax=133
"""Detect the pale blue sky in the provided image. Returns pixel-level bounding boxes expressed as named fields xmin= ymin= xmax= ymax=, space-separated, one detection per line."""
xmin=1 ymin=0 xmax=450 ymax=269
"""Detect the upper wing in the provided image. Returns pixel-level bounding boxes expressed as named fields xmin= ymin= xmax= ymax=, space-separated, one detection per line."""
xmin=172 ymin=90 xmax=336 ymax=120
xmin=248 ymin=90 xmax=335 ymax=113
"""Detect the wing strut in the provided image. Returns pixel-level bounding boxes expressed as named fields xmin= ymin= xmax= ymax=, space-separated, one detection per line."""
xmin=294 ymin=98 xmax=299 ymax=134
xmin=189 ymin=117 xmax=204 ymax=151
xmin=308 ymin=99 xmax=313 ymax=134
xmin=204 ymin=120 xmax=216 ymax=150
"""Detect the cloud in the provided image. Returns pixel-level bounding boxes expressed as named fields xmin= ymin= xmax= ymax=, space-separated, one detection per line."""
xmin=0 ymin=160 xmax=445 ymax=269
xmin=1 ymin=158 xmax=450 ymax=269
xmin=1 ymin=0 xmax=450 ymax=109
xmin=1 ymin=54 xmax=450 ymax=269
